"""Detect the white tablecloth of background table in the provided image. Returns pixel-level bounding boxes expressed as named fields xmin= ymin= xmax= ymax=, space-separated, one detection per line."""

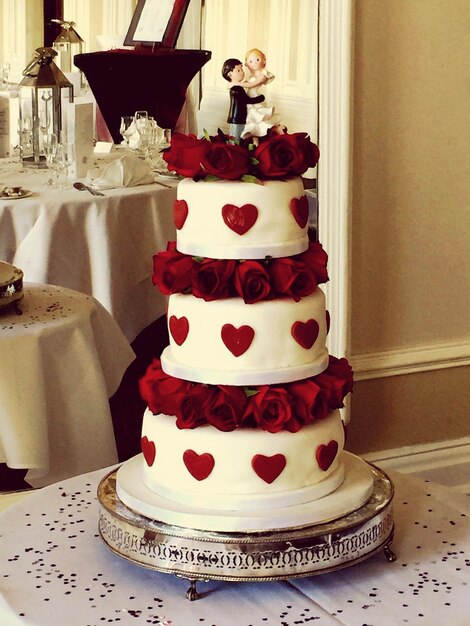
xmin=0 ymin=157 xmax=177 ymax=342
xmin=0 ymin=284 xmax=135 ymax=488
xmin=0 ymin=466 xmax=469 ymax=626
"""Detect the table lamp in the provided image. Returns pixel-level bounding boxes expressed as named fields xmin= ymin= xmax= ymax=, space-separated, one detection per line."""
xmin=18 ymin=47 xmax=73 ymax=167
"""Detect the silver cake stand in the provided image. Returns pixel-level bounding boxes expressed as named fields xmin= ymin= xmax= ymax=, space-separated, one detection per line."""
xmin=97 ymin=463 xmax=395 ymax=600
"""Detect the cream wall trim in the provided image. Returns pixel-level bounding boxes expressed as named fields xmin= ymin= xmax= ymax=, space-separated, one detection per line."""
xmin=351 ymin=340 xmax=470 ymax=381
xmin=363 ymin=436 xmax=470 ymax=493
xmin=317 ymin=0 xmax=352 ymax=361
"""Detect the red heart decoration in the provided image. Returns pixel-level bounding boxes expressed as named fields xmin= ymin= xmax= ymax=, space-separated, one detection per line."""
xmin=169 ymin=315 xmax=189 ymax=345
xmin=316 ymin=440 xmax=339 ymax=471
xmin=222 ymin=203 xmax=258 ymax=235
xmin=174 ymin=199 xmax=188 ymax=230
xmin=291 ymin=319 xmax=319 ymax=349
xmin=141 ymin=436 xmax=156 ymax=467
xmin=221 ymin=324 xmax=254 ymax=356
xmin=252 ymin=454 xmax=286 ymax=484
xmin=290 ymin=196 xmax=309 ymax=228
xmin=183 ymin=449 xmax=215 ymax=481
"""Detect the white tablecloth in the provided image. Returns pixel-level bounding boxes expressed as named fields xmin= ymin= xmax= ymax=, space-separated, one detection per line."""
xmin=0 ymin=157 xmax=176 ymax=341
xmin=0 ymin=284 xmax=135 ymax=487
xmin=0 ymin=467 xmax=469 ymax=625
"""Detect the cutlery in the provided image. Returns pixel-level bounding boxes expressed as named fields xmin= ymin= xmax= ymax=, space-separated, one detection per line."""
xmin=73 ymin=182 xmax=105 ymax=196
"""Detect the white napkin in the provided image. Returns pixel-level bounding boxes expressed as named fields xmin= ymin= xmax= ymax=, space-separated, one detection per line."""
xmin=92 ymin=154 xmax=154 ymax=189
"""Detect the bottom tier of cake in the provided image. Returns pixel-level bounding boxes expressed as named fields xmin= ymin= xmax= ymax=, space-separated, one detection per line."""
xmin=139 ymin=408 xmax=347 ymax=511
xmin=116 ymin=451 xmax=374 ymax=532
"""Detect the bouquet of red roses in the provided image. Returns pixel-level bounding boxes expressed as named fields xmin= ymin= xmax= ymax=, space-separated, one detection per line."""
xmin=163 ymin=130 xmax=320 ymax=181
xmin=152 ymin=240 xmax=329 ymax=304
xmin=139 ymin=356 xmax=353 ymax=433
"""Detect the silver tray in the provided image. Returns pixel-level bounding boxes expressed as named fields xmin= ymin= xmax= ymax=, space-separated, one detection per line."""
xmin=97 ymin=462 xmax=395 ymax=600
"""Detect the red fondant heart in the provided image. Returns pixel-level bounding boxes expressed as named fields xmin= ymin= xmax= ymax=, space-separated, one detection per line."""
xmin=169 ymin=315 xmax=189 ymax=345
xmin=290 ymin=196 xmax=309 ymax=229
xmin=252 ymin=454 xmax=286 ymax=484
xmin=222 ymin=203 xmax=258 ymax=235
xmin=316 ymin=440 xmax=339 ymax=471
xmin=183 ymin=449 xmax=215 ymax=481
xmin=221 ymin=324 xmax=254 ymax=356
xmin=174 ymin=199 xmax=188 ymax=230
xmin=326 ymin=310 xmax=331 ymax=334
xmin=141 ymin=436 xmax=156 ymax=467
xmin=291 ymin=319 xmax=319 ymax=349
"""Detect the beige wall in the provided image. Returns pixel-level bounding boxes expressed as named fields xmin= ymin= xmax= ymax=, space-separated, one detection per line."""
xmin=348 ymin=0 xmax=470 ymax=453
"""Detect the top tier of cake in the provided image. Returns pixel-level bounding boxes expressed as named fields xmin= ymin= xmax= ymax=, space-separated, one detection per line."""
xmin=174 ymin=177 xmax=309 ymax=259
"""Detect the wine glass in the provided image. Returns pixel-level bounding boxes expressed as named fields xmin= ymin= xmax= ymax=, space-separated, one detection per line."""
xmin=42 ymin=133 xmax=58 ymax=184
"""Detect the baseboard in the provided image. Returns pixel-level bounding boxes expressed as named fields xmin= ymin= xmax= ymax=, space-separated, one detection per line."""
xmin=351 ymin=340 xmax=470 ymax=380
xmin=362 ymin=437 xmax=470 ymax=493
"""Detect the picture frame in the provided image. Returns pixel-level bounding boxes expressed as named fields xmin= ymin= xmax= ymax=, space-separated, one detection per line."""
xmin=124 ymin=0 xmax=190 ymax=48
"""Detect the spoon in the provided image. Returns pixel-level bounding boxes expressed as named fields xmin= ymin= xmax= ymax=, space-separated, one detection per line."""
xmin=73 ymin=182 xmax=105 ymax=196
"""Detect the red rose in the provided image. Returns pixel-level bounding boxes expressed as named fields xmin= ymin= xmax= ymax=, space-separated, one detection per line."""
xmin=314 ymin=356 xmax=354 ymax=412
xmin=301 ymin=241 xmax=329 ymax=285
xmin=201 ymin=143 xmax=251 ymax=180
xmin=206 ymin=385 xmax=248 ymax=431
xmin=152 ymin=243 xmax=193 ymax=295
xmin=287 ymin=379 xmax=323 ymax=428
xmin=234 ymin=260 xmax=272 ymax=303
xmin=163 ymin=133 xmax=210 ymax=177
xmin=242 ymin=386 xmax=294 ymax=433
xmin=176 ymin=384 xmax=215 ymax=429
xmin=139 ymin=359 xmax=191 ymax=415
xmin=270 ymin=256 xmax=317 ymax=300
xmin=254 ymin=133 xmax=320 ymax=179
xmin=192 ymin=258 xmax=236 ymax=300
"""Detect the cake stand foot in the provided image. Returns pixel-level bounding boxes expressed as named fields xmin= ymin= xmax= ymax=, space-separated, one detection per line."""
xmin=383 ymin=541 xmax=396 ymax=562
xmin=13 ymin=301 xmax=22 ymax=315
xmin=185 ymin=579 xmax=201 ymax=601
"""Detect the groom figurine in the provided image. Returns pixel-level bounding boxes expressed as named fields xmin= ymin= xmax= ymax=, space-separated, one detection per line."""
xmin=222 ymin=58 xmax=265 ymax=140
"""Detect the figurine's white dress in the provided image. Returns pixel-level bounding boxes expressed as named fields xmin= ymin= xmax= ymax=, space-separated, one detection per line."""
xmin=241 ymin=69 xmax=280 ymax=139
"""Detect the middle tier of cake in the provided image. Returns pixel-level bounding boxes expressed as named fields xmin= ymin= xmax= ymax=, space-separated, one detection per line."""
xmin=161 ymin=289 xmax=329 ymax=386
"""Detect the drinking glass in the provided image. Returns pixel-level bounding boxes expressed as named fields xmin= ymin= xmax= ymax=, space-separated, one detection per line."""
xmin=48 ymin=143 xmax=73 ymax=189
xmin=42 ymin=133 xmax=58 ymax=185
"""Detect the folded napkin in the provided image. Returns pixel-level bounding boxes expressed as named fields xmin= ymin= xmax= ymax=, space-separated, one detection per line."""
xmin=92 ymin=154 xmax=154 ymax=189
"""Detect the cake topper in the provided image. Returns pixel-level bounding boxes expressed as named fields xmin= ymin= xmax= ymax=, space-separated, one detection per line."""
xmin=222 ymin=58 xmax=265 ymax=140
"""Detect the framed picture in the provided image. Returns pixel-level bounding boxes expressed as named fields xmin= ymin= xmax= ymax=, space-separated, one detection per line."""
xmin=124 ymin=0 xmax=190 ymax=48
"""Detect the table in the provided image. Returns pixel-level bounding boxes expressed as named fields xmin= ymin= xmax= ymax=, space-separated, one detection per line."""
xmin=0 ymin=467 xmax=469 ymax=626
xmin=0 ymin=157 xmax=177 ymax=342
xmin=0 ymin=284 xmax=135 ymax=488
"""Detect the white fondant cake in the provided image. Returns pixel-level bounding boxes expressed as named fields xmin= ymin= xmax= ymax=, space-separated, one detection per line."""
xmin=161 ymin=289 xmax=329 ymax=385
xmin=140 ymin=408 xmax=345 ymax=511
xmin=175 ymin=177 xmax=309 ymax=259
xmin=119 ymin=131 xmax=374 ymax=531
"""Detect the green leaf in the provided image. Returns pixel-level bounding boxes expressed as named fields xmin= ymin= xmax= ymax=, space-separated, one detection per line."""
xmin=204 ymin=175 xmax=220 ymax=182
xmin=203 ymin=129 xmax=211 ymax=141
xmin=244 ymin=387 xmax=259 ymax=398
xmin=241 ymin=174 xmax=261 ymax=184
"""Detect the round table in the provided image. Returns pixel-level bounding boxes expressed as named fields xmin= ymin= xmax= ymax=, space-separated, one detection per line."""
xmin=0 ymin=156 xmax=177 ymax=341
xmin=0 ymin=283 xmax=135 ymax=487
xmin=0 ymin=466 xmax=469 ymax=625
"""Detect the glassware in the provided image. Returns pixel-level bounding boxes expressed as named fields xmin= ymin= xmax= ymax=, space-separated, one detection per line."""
xmin=42 ymin=133 xmax=58 ymax=184
xmin=48 ymin=142 xmax=73 ymax=189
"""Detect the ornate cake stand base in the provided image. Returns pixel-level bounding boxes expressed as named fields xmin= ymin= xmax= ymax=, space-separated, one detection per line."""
xmin=97 ymin=461 xmax=395 ymax=600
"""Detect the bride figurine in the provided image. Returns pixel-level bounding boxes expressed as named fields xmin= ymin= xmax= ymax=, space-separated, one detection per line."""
xmin=240 ymin=48 xmax=283 ymax=141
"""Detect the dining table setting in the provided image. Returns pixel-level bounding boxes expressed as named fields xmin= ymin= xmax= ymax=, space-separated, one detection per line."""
xmin=0 ymin=122 xmax=178 ymax=342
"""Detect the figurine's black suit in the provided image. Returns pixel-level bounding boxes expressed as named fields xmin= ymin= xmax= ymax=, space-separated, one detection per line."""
xmin=227 ymin=86 xmax=264 ymax=139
